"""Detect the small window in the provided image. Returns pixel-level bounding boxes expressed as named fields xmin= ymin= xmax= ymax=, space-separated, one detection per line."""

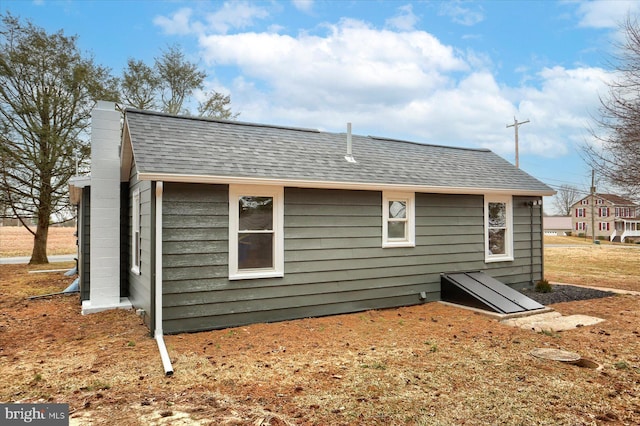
xmin=382 ymin=192 xmax=415 ymax=248
xmin=576 ymin=222 xmax=586 ymax=231
xmin=485 ymin=195 xmax=513 ymax=262
xmin=581 ymin=199 xmax=588 ymax=205
xmin=229 ymin=185 xmax=284 ymax=280
xmin=131 ymin=188 xmax=141 ymax=275
xmin=576 ymin=208 xmax=585 ymax=217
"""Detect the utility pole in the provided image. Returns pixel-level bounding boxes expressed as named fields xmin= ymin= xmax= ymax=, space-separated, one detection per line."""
xmin=591 ymin=169 xmax=596 ymax=244
xmin=506 ymin=117 xmax=530 ymax=168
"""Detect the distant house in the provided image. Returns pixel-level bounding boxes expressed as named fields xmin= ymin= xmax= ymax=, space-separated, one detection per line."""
xmin=69 ymin=102 xmax=554 ymax=338
xmin=543 ymin=216 xmax=572 ymax=236
xmin=570 ymin=194 xmax=640 ymax=242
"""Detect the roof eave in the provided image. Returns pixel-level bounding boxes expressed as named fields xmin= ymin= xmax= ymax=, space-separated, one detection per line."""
xmin=137 ymin=172 xmax=556 ymax=197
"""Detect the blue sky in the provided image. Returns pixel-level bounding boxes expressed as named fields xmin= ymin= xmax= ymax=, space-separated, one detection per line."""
xmin=3 ymin=0 xmax=639 ymax=212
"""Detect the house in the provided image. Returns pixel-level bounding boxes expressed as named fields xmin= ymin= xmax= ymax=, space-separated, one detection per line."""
xmin=69 ymin=102 xmax=554 ymax=343
xmin=570 ymin=194 xmax=640 ymax=242
xmin=543 ymin=216 xmax=572 ymax=236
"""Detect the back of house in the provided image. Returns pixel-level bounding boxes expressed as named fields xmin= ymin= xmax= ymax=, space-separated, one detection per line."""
xmin=69 ymin=102 xmax=554 ymax=335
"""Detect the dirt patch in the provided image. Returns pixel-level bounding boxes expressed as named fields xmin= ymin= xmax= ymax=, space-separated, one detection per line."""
xmin=1 ymin=264 xmax=639 ymax=425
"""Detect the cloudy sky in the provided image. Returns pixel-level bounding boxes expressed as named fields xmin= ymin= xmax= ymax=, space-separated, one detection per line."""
xmin=4 ymin=0 xmax=640 ymax=211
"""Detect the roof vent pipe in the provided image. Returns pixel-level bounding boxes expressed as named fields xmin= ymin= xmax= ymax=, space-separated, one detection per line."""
xmin=345 ymin=122 xmax=357 ymax=163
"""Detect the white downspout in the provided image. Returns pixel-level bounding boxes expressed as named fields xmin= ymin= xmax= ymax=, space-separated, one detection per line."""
xmin=154 ymin=181 xmax=174 ymax=376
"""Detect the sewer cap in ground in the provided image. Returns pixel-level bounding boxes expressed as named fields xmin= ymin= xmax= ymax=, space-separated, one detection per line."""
xmin=530 ymin=348 xmax=581 ymax=362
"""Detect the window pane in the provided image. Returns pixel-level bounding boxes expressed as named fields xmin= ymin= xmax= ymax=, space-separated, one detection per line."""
xmin=488 ymin=202 xmax=506 ymax=227
xmin=238 ymin=233 xmax=273 ymax=269
xmin=488 ymin=228 xmax=506 ymax=255
xmin=239 ymin=196 xmax=273 ymax=230
xmin=388 ymin=221 xmax=406 ymax=239
xmin=389 ymin=201 xmax=406 ymax=219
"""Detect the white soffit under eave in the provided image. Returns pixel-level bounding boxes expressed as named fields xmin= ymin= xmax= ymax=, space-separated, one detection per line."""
xmin=136 ymin=172 xmax=556 ymax=197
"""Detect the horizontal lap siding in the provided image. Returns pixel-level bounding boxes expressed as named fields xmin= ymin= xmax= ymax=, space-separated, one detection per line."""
xmin=127 ymin=175 xmax=153 ymax=328
xmin=161 ymin=185 xmax=543 ymax=333
xmin=486 ymin=196 xmax=543 ymax=289
xmin=162 ymin=183 xmax=229 ymax=333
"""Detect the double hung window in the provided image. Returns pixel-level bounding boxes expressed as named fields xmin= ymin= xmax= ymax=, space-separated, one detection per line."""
xmin=229 ymin=185 xmax=284 ymax=280
xmin=382 ymin=192 xmax=415 ymax=248
xmin=485 ymin=195 xmax=513 ymax=262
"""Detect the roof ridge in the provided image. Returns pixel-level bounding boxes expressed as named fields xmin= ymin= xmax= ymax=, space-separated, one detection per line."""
xmin=124 ymin=107 xmax=321 ymax=134
xmin=368 ymin=135 xmax=491 ymax=152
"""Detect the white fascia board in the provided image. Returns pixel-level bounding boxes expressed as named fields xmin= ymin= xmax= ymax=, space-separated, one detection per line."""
xmin=68 ymin=176 xmax=91 ymax=205
xmin=137 ymin=172 xmax=556 ymax=197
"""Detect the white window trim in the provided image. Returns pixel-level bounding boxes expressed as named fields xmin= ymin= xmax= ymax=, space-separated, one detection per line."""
xmin=131 ymin=188 xmax=141 ymax=275
xmin=382 ymin=191 xmax=415 ymax=248
xmin=229 ymin=185 xmax=284 ymax=280
xmin=484 ymin=195 xmax=514 ymax=263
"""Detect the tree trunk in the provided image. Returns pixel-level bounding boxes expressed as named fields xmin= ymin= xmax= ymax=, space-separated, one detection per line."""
xmin=29 ymin=208 xmax=50 ymax=265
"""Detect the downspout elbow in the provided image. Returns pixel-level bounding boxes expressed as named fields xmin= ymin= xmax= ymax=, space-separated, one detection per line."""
xmin=155 ymin=331 xmax=174 ymax=376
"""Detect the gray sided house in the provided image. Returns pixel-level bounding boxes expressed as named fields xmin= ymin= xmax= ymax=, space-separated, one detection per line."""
xmin=70 ymin=102 xmax=554 ymax=337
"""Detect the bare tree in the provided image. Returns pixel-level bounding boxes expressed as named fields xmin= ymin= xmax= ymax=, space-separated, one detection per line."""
xmin=552 ymin=185 xmax=581 ymax=216
xmin=0 ymin=13 xmax=118 ymax=263
xmin=585 ymin=15 xmax=640 ymax=196
xmin=155 ymin=45 xmax=206 ymax=115
xmin=121 ymin=58 xmax=159 ymax=110
xmin=198 ymin=90 xmax=240 ymax=120
xmin=121 ymin=45 xmax=239 ymax=118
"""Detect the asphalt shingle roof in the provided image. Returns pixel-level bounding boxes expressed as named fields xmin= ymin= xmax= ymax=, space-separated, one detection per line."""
xmin=124 ymin=109 xmax=554 ymax=195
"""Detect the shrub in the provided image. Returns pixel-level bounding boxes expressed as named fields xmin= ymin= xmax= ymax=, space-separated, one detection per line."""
xmin=535 ymin=279 xmax=552 ymax=293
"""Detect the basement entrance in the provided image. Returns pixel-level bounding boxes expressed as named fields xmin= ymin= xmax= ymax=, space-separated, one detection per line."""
xmin=441 ymin=272 xmax=545 ymax=314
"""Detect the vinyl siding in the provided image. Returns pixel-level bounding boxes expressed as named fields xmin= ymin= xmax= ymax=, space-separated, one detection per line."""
xmin=161 ymin=185 xmax=543 ymax=333
xmin=488 ymin=195 xmax=543 ymax=289
xmin=127 ymin=164 xmax=153 ymax=328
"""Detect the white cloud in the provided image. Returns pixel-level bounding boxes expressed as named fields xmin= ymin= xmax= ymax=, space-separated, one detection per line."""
xmin=439 ymin=1 xmax=484 ymax=26
xmin=513 ymin=66 xmax=611 ymax=156
xmin=183 ymin=10 xmax=610 ymax=162
xmin=154 ymin=1 xmax=269 ymax=35
xmin=385 ymin=4 xmax=420 ymax=31
xmin=153 ymin=8 xmax=194 ymax=35
xmin=204 ymin=1 xmax=269 ymax=34
xmin=292 ymin=0 xmax=314 ymax=14
xmin=575 ymin=0 xmax=640 ymax=29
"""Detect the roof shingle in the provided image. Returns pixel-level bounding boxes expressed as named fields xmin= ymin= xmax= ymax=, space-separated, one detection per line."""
xmin=124 ymin=109 xmax=554 ymax=195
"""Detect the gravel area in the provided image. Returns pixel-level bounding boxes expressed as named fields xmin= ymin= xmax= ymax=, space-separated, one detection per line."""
xmin=521 ymin=284 xmax=616 ymax=305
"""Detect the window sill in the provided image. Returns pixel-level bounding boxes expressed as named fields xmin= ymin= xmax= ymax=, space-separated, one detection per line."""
xmin=382 ymin=241 xmax=415 ymax=248
xmin=229 ymin=270 xmax=284 ymax=280
xmin=484 ymin=255 xmax=514 ymax=263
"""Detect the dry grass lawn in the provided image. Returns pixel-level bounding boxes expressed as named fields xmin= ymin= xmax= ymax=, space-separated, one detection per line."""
xmin=544 ymin=236 xmax=640 ymax=292
xmin=0 ymin=233 xmax=638 ymax=425
xmin=0 ymin=226 xmax=76 ymax=257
